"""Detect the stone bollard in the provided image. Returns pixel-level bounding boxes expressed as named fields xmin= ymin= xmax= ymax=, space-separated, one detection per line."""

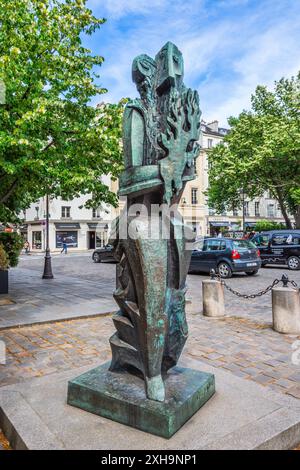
xmin=272 ymin=286 xmax=300 ymax=334
xmin=202 ymin=279 xmax=225 ymax=317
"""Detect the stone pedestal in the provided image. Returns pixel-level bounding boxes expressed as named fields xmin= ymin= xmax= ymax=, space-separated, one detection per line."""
xmin=272 ymin=286 xmax=300 ymax=334
xmin=202 ymin=279 xmax=225 ymax=317
xmin=67 ymin=362 xmax=215 ymax=439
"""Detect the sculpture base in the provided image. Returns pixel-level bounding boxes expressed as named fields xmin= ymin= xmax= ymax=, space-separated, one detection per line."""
xmin=67 ymin=362 xmax=215 ymax=438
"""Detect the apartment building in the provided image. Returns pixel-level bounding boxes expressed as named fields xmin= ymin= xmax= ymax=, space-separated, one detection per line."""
xmin=22 ymin=120 xmax=288 ymax=251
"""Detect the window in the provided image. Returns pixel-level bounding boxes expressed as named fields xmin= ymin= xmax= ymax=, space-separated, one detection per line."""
xmin=191 ymin=188 xmax=198 ymax=205
xmin=92 ymin=207 xmax=102 ymax=219
xmin=255 ymin=202 xmax=260 ymax=217
xmin=203 ymin=239 xmax=226 ymax=251
xmin=292 ymin=235 xmax=300 ymax=245
xmin=207 ymin=138 xmax=213 ymax=148
xmin=61 ymin=206 xmax=71 ymax=218
xmin=208 ymin=207 xmax=215 ymax=216
xmin=56 ymin=231 xmax=78 ymax=248
xmin=233 ymin=208 xmax=238 ymax=216
xmin=244 ymin=201 xmax=250 ymax=217
xmin=271 ymin=233 xmax=296 ymax=246
xmin=253 ymin=234 xmax=270 ymax=246
xmin=32 ymin=231 xmax=42 ymax=250
xmin=267 ymin=204 xmax=275 ymax=218
xmin=233 ymin=240 xmax=256 ymax=250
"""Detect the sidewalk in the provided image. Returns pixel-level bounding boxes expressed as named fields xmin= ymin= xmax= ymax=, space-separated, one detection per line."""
xmin=0 ymin=266 xmax=116 ymax=329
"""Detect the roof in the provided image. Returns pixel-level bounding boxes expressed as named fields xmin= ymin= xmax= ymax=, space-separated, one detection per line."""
xmin=200 ymin=122 xmax=230 ymax=137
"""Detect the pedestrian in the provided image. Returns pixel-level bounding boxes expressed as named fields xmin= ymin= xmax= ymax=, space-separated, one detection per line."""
xmin=24 ymin=240 xmax=30 ymax=254
xmin=61 ymin=238 xmax=68 ymax=254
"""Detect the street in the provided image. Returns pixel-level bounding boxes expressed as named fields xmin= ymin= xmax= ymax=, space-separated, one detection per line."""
xmin=13 ymin=252 xmax=300 ymax=324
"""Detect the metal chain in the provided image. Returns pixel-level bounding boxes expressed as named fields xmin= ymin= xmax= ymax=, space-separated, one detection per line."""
xmin=210 ymin=270 xmax=298 ymax=299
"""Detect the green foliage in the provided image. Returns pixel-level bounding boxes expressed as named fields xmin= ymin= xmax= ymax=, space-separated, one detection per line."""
xmin=207 ymin=72 xmax=300 ymax=228
xmin=0 ymin=232 xmax=24 ymax=267
xmin=254 ymin=220 xmax=286 ymax=232
xmin=0 ymin=243 xmax=9 ymax=270
xmin=0 ymin=0 xmax=124 ymax=224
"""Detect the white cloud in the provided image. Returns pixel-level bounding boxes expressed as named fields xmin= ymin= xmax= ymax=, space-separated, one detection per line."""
xmin=88 ymin=0 xmax=167 ymax=19
xmin=87 ymin=0 xmax=300 ymax=127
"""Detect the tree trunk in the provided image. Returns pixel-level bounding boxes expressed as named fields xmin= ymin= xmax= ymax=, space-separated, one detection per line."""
xmin=293 ymin=205 xmax=300 ymax=229
xmin=274 ymin=189 xmax=293 ymax=229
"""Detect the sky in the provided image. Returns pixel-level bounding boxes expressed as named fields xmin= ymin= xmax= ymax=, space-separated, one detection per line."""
xmin=85 ymin=0 xmax=300 ymax=127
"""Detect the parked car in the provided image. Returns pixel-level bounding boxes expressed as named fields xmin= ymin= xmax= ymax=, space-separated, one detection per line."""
xmin=92 ymin=245 xmax=116 ymax=263
xmin=189 ymin=237 xmax=261 ymax=278
xmin=251 ymin=230 xmax=300 ymax=270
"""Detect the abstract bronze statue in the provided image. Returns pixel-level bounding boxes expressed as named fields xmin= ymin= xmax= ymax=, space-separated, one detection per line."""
xmin=68 ymin=42 xmax=215 ymax=438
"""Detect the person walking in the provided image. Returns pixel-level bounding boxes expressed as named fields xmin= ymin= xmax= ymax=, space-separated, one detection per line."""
xmin=24 ymin=240 xmax=30 ymax=254
xmin=61 ymin=238 xmax=68 ymax=254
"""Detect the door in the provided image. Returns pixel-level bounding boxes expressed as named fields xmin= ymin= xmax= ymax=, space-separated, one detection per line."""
xmin=88 ymin=231 xmax=96 ymax=250
xmin=204 ymin=239 xmax=227 ymax=272
xmin=252 ymin=233 xmax=271 ymax=263
xmin=270 ymin=233 xmax=294 ymax=264
xmin=189 ymin=239 xmax=205 ymax=271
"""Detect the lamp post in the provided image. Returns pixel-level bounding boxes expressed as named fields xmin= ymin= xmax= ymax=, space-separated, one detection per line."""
xmin=42 ymin=194 xmax=54 ymax=279
xmin=240 ymin=188 xmax=245 ymax=233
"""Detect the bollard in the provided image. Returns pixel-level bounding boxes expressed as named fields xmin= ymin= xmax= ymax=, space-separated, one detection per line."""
xmin=272 ymin=285 xmax=300 ymax=334
xmin=202 ymin=279 xmax=225 ymax=317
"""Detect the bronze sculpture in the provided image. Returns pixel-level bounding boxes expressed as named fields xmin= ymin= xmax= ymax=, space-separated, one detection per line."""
xmin=68 ymin=42 xmax=215 ymax=438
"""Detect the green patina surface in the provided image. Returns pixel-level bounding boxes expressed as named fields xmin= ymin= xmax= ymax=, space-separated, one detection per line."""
xmin=67 ymin=362 xmax=215 ymax=439
xmin=68 ymin=41 xmax=215 ymax=436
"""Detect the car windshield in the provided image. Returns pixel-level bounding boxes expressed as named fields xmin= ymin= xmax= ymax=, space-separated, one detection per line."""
xmin=233 ymin=240 xmax=256 ymax=250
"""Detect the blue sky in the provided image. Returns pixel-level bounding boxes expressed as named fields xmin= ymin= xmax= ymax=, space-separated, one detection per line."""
xmin=85 ymin=0 xmax=300 ymax=127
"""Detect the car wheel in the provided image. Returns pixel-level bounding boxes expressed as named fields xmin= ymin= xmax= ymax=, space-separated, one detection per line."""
xmin=217 ymin=262 xmax=232 ymax=279
xmin=93 ymin=253 xmax=101 ymax=263
xmin=287 ymin=256 xmax=300 ymax=270
xmin=246 ymin=270 xmax=258 ymax=276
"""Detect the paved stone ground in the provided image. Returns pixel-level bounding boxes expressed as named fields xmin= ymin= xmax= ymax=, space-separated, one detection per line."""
xmin=0 ymin=255 xmax=300 ymax=448
xmin=0 ymin=254 xmax=116 ymax=328
xmin=1 ymin=254 xmax=299 ymax=328
xmin=0 ymin=310 xmax=299 ymax=398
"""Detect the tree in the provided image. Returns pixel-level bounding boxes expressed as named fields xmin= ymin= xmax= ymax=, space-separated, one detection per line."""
xmin=207 ymin=72 xmax=300 ymax=228
xmin=0 ymin=0 xmax=124 ymax=224
xmin=254 ymin=220 xmax=286 ymax=232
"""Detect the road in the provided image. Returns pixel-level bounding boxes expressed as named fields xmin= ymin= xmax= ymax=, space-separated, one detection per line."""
xmin=15 ymin=252 xmax=300 ymax=324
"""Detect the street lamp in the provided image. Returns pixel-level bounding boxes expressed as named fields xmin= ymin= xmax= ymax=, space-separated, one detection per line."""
xmin=42 ymin=194 xmax=54 ymax=279
xmin=239 ymin=188 xmax=245 ymax=233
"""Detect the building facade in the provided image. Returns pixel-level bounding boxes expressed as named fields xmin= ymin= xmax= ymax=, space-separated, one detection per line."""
xmin=22 ymin=120 xmax=289 ymax=251
xmin=178 ymin=120 xmax=288 ymax=237
xmin=22 ymin=175 xmax=120 ymax=252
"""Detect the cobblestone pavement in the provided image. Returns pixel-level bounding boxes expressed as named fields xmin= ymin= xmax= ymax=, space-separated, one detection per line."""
xmin=0 ymin=310 xmax=299 ymax=398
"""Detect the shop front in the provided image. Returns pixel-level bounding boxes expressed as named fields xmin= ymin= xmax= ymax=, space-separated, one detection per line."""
xmin=209 ymin=221 xmax=230 ymax=236
xmin=54 ymin=223 xmax=80 ymax=249
xmin=87 ymin=223 xmax=109 ymax=250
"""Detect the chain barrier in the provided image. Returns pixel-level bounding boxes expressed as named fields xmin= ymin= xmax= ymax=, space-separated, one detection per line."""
xmin=210 ymin=270 xmax=298 ymax=300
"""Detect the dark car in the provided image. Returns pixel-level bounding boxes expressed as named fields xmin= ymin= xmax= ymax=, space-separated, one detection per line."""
xmin=251 ymin=230 xmax=300 ymax=270
xmin=92 ymin=244 xmax=116 ymax=263
xmin=189 ymin=237 xmax=261 ymax=278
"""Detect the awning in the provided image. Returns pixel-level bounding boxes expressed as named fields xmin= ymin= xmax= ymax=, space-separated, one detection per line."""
xmin=209 ymin=221 xmax=229 ymax=227
xmin=55 ymin=223 xmax=81 ymax=230
xmin=245 ymin=222 xmax=257 ymax=227
xmin=87 ymin=223 xmax=109 ymax=230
